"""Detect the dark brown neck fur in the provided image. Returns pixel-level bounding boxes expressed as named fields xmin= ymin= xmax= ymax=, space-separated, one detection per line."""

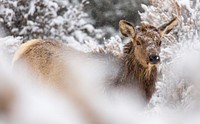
xmin=114 ymin=42 xmax=157 ymax=101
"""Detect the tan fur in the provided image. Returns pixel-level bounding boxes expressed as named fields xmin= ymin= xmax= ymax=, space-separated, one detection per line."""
xmin=0 ymin=86 xmax=15 ymax=115
xmin=13 ymin=39 xmax=94 ymax=90
xmin=12 ymin=39 xmax=42 ymax=65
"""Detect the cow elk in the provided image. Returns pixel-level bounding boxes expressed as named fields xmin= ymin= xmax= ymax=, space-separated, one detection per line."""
xmin=12 ymin=18 xmax=178 ymax=104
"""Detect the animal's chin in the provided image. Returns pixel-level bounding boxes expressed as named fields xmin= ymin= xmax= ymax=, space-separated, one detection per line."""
xmin=140 ymin=61 xmax=159 ymax=68
xmin=147 ymin=62 xmax=159 ymax=67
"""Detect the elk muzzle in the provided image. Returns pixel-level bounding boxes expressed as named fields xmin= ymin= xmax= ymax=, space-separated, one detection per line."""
xmin=149 ymin=55 xmax=160 ymax=64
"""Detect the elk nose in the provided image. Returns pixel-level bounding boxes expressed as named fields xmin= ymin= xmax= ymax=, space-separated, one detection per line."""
xmin=149 ymin=55 xmax=160 ymax=64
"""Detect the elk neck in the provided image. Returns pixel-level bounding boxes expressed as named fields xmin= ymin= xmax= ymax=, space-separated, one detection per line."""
xmin=114 ymin=42 xmax=158 ymax=100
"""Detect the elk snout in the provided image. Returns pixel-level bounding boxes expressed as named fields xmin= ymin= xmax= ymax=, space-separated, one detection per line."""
xmin=149 ymin=55 xmax=160 ymax=64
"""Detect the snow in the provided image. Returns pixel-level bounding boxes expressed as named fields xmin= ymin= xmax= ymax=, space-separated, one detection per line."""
xmin=0 ymin=0 xmax=105 ymax=44
xmin=178 ymin=0 xmax=191 ymax=9
xmin=0 ymin=36 xmax=22 ymax=55
xmin=150 ymin=36 xmax=200 ymax=110
xmin=81 ymin=24 xmax=95 ymax=33
xmin=28 ymin=0 xmax=36 ymax=16
xmin=1 ymin=0 xmax=200 ymax=123
xmin=0 ymin=23 xmax=8 ymax=37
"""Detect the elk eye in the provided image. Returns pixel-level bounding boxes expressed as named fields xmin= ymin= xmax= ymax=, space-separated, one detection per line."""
xmin=136 ymin=41 xmax=141 ymax=45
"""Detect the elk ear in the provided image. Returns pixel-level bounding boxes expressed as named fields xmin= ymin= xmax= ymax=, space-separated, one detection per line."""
xmin=119 ymin=20 xmax=136 ymax=39
xmin=159 ymin=17 xmax=178 ymax=37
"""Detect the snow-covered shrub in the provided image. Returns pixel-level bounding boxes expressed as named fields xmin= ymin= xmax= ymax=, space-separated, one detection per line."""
xmin=0 ymin=36 xmax=22 ymax=61
xmin=140 ymin=0 xmax=200 ymax=110
xmin=67 ymin=35 xmax=124 ymax=57
xmin=91 ymin=36 xmax=124 ymax=56
xmin=0 ymin=0 xmax=104 ymax=46
xmin=84 ymin=0 xmax=149 ymax=29
xmin=147 ymin=36 xmax=200 ymax=113
xmin=83 ymin=0 xmax=149 ymax=38
xmin=0 ymin=22 xmax=9 ymax=37
xmin=140 ymin=0 xmax=200 ymax=43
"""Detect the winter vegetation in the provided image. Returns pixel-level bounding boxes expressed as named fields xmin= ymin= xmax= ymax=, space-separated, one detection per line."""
xmin=0 ymin=0 xmax=105 ymax=52
xmin=140 ymin=0 xmax=200 ymax=112
xmin=0 ymin=0 xmax=200 ymax=124
xmin=83 ymin=0 xmax=149 ymax=29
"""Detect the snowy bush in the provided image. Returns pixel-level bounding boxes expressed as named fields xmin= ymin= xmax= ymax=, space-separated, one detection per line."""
xmin=0 ymin=0 xmax=104 ymax=46
xmin=140 ymin=0 xmax=200 ymax=43
xmin=91 ymin=35 xmax=124 ymax=55
xmin=0 ymin=36 xmax=22 ymax=61
xmin=65 ymin=35 xmax=124 ymax=54
xmin=148 ymin=37 xmax=200 ymax=111
xmin=0 ymin=36 xmax=22 ymax=54
xmin=84 ymin=0 xmax=149 ymax=29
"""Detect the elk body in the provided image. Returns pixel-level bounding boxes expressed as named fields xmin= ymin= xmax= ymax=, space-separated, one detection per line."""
xmin=12 ymin=18 xmax=178 ymax=102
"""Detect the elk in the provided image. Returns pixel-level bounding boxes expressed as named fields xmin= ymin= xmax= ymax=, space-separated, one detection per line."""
xmin=12 ymin=18 xmax=178 ymax=103
xmin=114 ymin=17 xmax=178 ymax=101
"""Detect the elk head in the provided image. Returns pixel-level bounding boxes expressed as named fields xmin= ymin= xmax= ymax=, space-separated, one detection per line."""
xmin=119 ymin=17 xmax=178 ymax=67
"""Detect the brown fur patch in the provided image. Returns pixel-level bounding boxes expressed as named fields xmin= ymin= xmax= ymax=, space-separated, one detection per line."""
xmin=12 ymin=39 xmax=42 ymax=65
xmin=114 ymin=43 xmax=157 ymax=101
